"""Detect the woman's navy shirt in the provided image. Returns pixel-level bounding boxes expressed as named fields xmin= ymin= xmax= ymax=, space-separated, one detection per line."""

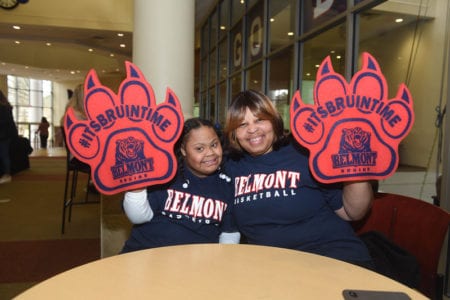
xmin=225 ymin=141 xmax=371 ymax=264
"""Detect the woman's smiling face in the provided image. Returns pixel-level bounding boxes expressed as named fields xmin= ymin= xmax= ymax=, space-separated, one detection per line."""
xmin=235 ymin=107 xmax=275 ymax=156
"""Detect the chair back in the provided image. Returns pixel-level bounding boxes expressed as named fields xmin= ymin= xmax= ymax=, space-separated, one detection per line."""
xmin=352 ymin=192 xmax=450 ymax=299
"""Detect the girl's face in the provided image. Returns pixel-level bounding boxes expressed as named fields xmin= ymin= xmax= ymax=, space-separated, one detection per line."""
xmin=235 ymin=107 xmax=275 ymax=156
xmin=181 ymin=126 xmax=222 ymax=177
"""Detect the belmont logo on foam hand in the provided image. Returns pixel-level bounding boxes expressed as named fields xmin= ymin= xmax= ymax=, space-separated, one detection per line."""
xmin=290 ymin=52 xmax=414 ymax=183
xmin=64 ymin=61 xmax=184 ymax=195
xmin=331 ymin=127 xmax=377 ymax=169
xmin=110 ymin=136 xmax=154 ymax=180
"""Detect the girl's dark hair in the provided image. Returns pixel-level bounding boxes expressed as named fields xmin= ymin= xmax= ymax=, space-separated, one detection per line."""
xmin=224 ymin=89 xmax=287 ymax=156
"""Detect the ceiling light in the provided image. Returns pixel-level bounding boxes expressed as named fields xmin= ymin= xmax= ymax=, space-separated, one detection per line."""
xmin=117 ymin=33 xmax=124 ymax=37
xmin=120 ymin=44 xmax=126 ymax=48
xmin=220 ymin=26 xmax=226 ymax=30
xmin=14 ymin=41 xmax=20 ymax=44
xmin=110 ymin=53 xmax=115 ymax=57
xmin=287 ymin=32 xmax=294 ymax=36
xmin=395 ymin=18 xmax=403 ymax=23
xmin=46 ymin=42 xmax=51 ymax=46
xmin=336 ymin=55 xmax=341 ymax=59
xmin=12 ymin=25 xmax=21 ymax=30
xmin=88 ymin=48 xmax=94 ymax=52
xmin=270 ymin=18 xmax=275 ymax=22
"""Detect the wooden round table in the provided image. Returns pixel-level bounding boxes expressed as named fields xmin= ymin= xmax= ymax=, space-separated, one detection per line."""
xmin=16 ymin=244 xmax=427 ymax=299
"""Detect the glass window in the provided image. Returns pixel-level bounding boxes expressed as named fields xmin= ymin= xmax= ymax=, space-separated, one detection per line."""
xmin=199 ymin=92 xmax=207 ymax=118
xmin=201 ymin=22 xmax=210 ymax=58
xmin=219 ymin=0 xmax=229 ymax=39
xmin=209 ymin=88 xmax=216 ymax=122
xmin=201 ymin=57 xmax=208 ymax=91
xmin=7 ymin=75 xmax=53 ymax=146
xmin=219 ymin=40 xmax=228 ymax=81
xmin=246 ymin=63 xmax=262 ymax=91
xmin=231 ymin=0 xmax=246 ymax=26
xmin=268 ymin=46 xmax=295 ymax=130
xmin=246 ymin=1 xmax=264 ymax=65
xmin=218 ymin=82 xmax=227 ymax=127
xmin=269 ymin=0 xmax=296 ymax=52
xmin=209 ymin=48 xmax=217 ymax=86
xmin=230 ymin=74 xmax=242 ymax=100
xmin=303 ymin=1 xmax=347 ymax=33
xmin=231 ymin=21 xmax=243 ymax=73
xmin=210 ymin=8 xmax=218 ymax=48
xmin=358 ymin=7 xmax=417 ymax=98
xmin=301 ymin=24 xmax=346 ymax=104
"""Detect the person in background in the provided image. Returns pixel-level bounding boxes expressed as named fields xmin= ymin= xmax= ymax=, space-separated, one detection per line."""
xmin=121 ymin=117 xmax=240 ymax=253
xmin=0 ymin=90 xmax=18 ymax=184
xmin=63 ymin=84 xmax=85 ymax=121
xmin=36 ymin=116 xmax=50 ymax=149
xmin=223 ymin=89 xmax=374 ymax=268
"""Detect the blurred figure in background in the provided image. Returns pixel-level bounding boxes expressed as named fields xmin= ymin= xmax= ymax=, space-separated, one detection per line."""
xmin=0 ymin=90 xmax=18 ymax=184
xmin=36 ymin=116 xmax=50 ymax=149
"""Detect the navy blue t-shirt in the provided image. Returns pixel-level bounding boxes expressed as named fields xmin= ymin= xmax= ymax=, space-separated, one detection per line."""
xmin=225 ymin=142 xmax=371 ymax=264
xmin=121 ymin=166 xmax=237 ymax=253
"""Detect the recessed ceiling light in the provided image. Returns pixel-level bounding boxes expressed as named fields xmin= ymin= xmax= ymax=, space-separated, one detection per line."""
xmin=117 ymin=33 xmax=124 ymax=37
xmin=270 ymin=18 xmax=275 ymax=22
xmin=88 ymin=48 xmax=94 ymax=52
xmin=220 ymin=26 xmax=226 ymax=30
xmin=46 ymin=42 xmax=51 ymax=46
xmin=287 ymin=32 xmax=294 ymax=36
xmin=12 ymin=25 xmax=21 ymax=30
xmin=336 ymin=55 xmax=342 ymax=59
xmin=395 ymin=18 xmax=404 ymax=23
xmin=14 ymin=41 xmax=20 ymax=44
xmin=120 ymin=44 xmax=126 ymax=48
xmin=110 ymin=53 xmax=115 ymax=57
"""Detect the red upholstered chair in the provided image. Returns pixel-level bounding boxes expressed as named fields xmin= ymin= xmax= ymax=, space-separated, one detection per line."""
xmin=351 ymin=192 xmax=450 ymax=300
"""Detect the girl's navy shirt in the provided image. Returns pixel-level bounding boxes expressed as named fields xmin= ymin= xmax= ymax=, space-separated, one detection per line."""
xmin=122 ymin=165 xmax=237 ymax=253
xmin=225 ymin=141 xmax=371 ymax=264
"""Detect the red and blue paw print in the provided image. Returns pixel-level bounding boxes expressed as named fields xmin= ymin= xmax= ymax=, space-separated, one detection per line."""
xmin=290 ymin=52 xmax=414 ymax=183
xmin=64 ymin=62 xmax=184 ymax=195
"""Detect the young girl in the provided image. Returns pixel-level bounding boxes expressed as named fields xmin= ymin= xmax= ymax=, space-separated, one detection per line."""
xmin=121 ymin=118 xmax=240 ymax=253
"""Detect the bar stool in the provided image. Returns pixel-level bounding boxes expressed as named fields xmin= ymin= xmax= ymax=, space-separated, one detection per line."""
xmin=61 ymin=132 xmax=99 ymax=234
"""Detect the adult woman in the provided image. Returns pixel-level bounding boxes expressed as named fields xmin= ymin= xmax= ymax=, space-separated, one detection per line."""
xmin=121 ymin=118 xmax=240 ymax=253
xmin=36 ymin=116 xmax=50 ymax=148
xmin=224 ymin=89 xmax=373 ymax=267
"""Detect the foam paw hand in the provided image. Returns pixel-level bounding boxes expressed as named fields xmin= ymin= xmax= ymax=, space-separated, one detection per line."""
xmin=64 ymin=61 xmax=184 ymax=195
xmin=290 ymin=52 xmax=414 ymax=183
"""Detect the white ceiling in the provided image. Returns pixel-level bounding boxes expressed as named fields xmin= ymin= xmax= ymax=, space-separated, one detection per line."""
xmin=0 ymin=0 xmax=215 ymax=82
